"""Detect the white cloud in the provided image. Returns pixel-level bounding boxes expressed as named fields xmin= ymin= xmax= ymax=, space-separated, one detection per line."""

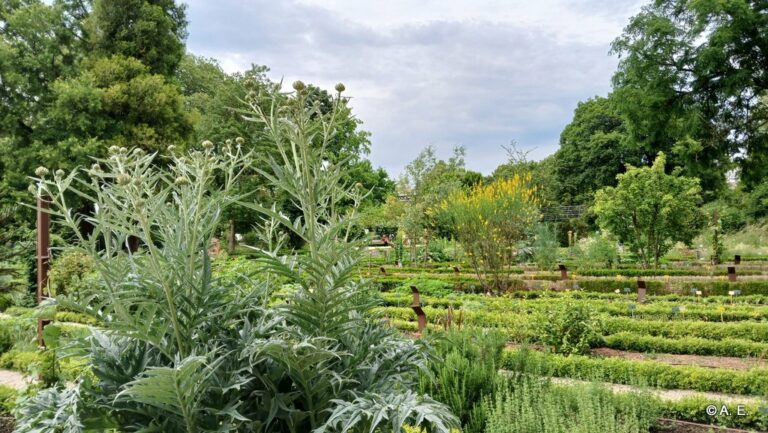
xmin=184 ymin=0 xmax=645 ymax=175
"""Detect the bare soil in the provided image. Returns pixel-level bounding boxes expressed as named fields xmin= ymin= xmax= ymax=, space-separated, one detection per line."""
xmin=592 ymin=348 xmax=768 ymax=371
xmin=655 ymin=418 xmax=757 ymax=433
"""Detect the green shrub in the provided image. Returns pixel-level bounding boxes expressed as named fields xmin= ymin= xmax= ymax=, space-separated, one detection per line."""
xmin=0 ymin=384 xmax=17 ymax=415
xmin=533 ymin=224 xmax=559 ymax=271
xmin=663 ymin=396 xmax=768 ymax=431
xmin=484 ymin=375 xmax=659 ymax=433
xmin=537 ymin=298 xmax=602 ymax=355
xmin=501 ymin=348 xmax=768 ymax=396
xmin=419 ymin=328 xmax=506 ymax=433
xmin=603 ymin=332 xmax=768 ymax=358
xmin=47 ymin=250 xmax=94 ymax=296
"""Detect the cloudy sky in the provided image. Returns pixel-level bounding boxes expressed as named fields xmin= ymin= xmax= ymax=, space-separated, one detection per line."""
xmin=184 ymin=0 xmax=646 ymax=176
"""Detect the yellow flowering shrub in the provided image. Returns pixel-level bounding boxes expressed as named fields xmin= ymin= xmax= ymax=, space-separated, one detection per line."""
xmin=439 ymin=174 xmax=539 ymax=292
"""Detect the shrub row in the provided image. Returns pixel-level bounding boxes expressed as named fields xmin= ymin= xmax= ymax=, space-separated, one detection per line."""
xmin=603 ymin=332 xmax=768 ymax=358
xmin=603 ymin=316 xmax=768 ymax=343
xmin=501 ymin=348 xmax=768 ymax=396
xmin=662 ymin=395 xmax=768 ymax=431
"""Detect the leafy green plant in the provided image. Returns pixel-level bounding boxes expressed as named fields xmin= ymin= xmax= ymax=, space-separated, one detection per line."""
xmin=536 ymin=297 xmax=602 ymax=355
xmin=14 ymin=81 xmax=458 ymax=432
xmin=533 ymin=223 xmax=559 ymax=271
xmin=47 ymin=250 xmax=94 ymax=296
xmin=484 ymin=375 xmax=659 ymax=433
xmin=419 ymin=329 xmax=506 ymax=433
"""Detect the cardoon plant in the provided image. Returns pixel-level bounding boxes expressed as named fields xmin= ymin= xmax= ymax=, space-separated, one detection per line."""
xmin=14 ymin=82 xmax=458 ymax=433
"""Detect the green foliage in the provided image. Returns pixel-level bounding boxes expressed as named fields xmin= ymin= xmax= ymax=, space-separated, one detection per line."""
xmin=485 ymin=376 xmax=659 ymax=433
xmin=0 ymin=384 xmax=17 ymax=415
xmin=536 ymin=298 xmax=602 ymax=355
xmin=47 ymin=250 xmax=94 ymax=297
xmin=554 ymin=96 xmax=643 ymax=205
xmin=533 ymin=224 xmax=559 ymax=271
xmin=14 ymin=82 xmax=458 ymax=432
xmin=90 ymin=0 xmax=188 ymax=75
xmin=610 ymin=0 xmax=768 ymax=191
xmin=501 ymin=348 xmax=768 ymax=396
xmin=594 ymin=152 xmax=704 ymax=267
xmin=419 ymin=329 xmax=506 ymax=433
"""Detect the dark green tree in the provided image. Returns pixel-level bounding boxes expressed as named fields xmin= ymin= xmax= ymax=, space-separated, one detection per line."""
xmin=553 ymin=96 xmax=643 ymax=205
xmin=611 ymin=0 xmax=768 ymax=192
xmin=89 ymin=0 xmax=187 ymax=75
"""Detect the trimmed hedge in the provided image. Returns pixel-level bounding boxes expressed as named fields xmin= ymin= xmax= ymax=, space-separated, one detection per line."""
xmin=501 ymin=348 xmax=768 ymax=396
xmin=663 ymin=395 xmax=768 ymax=431
xmin=603 ymin=332 xmax=768 ymax=358
xmin=604 ymin=317 xmax=768 ymax=343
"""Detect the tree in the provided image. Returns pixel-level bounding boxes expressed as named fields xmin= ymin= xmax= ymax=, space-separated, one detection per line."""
xmin=89 ymin=0 xmax=188 ymax=75
xmin=593 ymin=152 xmax=704 ymax=268
xmin=611 ymin=0 xmax=768 ymax=192
xmin=552 ymin=96 xmax=643 ymax=205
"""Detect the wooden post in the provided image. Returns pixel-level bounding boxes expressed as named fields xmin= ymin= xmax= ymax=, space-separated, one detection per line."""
xmin=727 ymin=266 xmax=737 ymax=282
xmin=558 ymin=264 xmax=568 ymax=281
xmin=36 ymin=196 xmax=51 ymax=349
xmin=637 ymin=280 xmax=647 ymax=304
xmin=734 ymin=255 xmax=741 ymax=265
xmin=410 ymin=285 xmax=426 ymax=334
xmin=227 ymin=219 xmax=236 ymax=253
xmin=453 ymin=266 xmax=460 ymax=275
xmin=444 ymin=305 xmax=453 ymax=330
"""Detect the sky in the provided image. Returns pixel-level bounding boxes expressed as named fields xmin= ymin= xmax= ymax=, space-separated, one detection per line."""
xmin=184 ymin=0 xmax=647 ymax=177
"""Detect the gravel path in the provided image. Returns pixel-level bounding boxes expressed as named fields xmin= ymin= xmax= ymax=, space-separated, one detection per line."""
xmin=0 ymin=369 xmax=27 ymax=390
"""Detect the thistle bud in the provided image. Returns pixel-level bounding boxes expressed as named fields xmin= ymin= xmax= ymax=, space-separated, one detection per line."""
xmin=202 ymin=140 xmax=214 ymax=150
xmin=225 ymin=139 xmax=232 ymax=146
xmin=133 ymin=148 xmax=145 ymax=157
xmin=90 ymin=163 xmax=102 ymax=173
xmin=27 ymin=184 xmax=37 ymax=195
xmin=116 ymin=173 xmax=131 ymax=185
xmin=55 ymin=169 xmax=65 ymax=179
xmin=334 ymin=83 xmax=346 ymax=93
xmin=175 ymin=176 xmax=190 ymax=186
xmin=119 ymin=147 xmax=128 ymax=155
xmin=292 ymin=80 xmax=306 ymax=92
xmin=354 ymin=182 xmax=363 ymax=190
xmin=244 ymin=78 xmax=255 ymax=90
xmin=35 ymin=166 xmax=49 ymax=177
xmin=235 ymin=137 xmax=244 ymax=145
xmin=167 ymin=145 xmax=176 ymax=153
xmin=134 ymin=199 xmax=145 ymax=210
xmin=108 ymin=146 xmax=120 ymax=155
xmin=247 ymin=90 xmax=257 ymax=101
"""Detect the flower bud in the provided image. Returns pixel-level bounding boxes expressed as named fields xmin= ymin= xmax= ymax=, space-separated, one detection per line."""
xmin=108 ymin=146 xmax=120 ymax=155
xmin=335 ymin=83 xmax=345 ymax=93
xmin=27 ymin=184 xmax=37 ymax=195
xmin=235 ymin=137 xmax=244 ymax=145
xmin=202 ymin=140 xmax=214 ymax=150
xmin=35 ymin=166 xmax=49 ymax=177
xmin=55 ymin=169 xmax=65 ymax=179
xmin=292 ymin=80 xmax=306 ymax=92
xmin=118 ymin=147 xmax=128 ymax=155
xmin=134 ymin=199 xmax=145 ymax=210
xmin=225 ymin=139 xmax=232 ymax=146
xmin=116 ymin=173 xmax=131 ymax=185
xmin=133 ymin=148 xmax=145 ymax=157
xmin=90 ymin=163 xmax=102 ymax=173
xmin=167 ymin=145 xmax=176 ymax=153
xmin=175 ymin=176 xmax=190 ymax=186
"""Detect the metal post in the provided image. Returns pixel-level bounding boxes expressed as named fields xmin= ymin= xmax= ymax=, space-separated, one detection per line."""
xmin=727 ymin=266 xmax=737 ymax=282
xmin=637 ymin=280 xmax=647 ymax=303
xmin=410 ymin=285 xmax=426 ymax=334
xmin=36 ymin=196 xmax=51 ymax=349
xmin=379 ymin=266 xmax=386 ymax=275
xmin=734 ymin=255 xmax=741 ymax=265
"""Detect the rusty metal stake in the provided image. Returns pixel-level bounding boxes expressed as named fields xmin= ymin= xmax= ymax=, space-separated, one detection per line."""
xmin=379 ymin=266 xmax=386 ymax=275
xmin=637 ymin=280 xmax=647 ymax=304
xmin=734 ymin=255 xmax=741 ymax=265
xmin=410 ymin=285 xmax=426 ymax=334
xmin=558 ymin=264 xmax=568 ymax=281
xmin=728 ymin=266 xmax=737 ymax=282
xmin=36 ymin=196 xmax=51 ymax=349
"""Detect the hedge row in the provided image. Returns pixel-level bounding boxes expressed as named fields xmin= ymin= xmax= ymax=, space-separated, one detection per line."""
xmin=603 ymin=332 xmax=768 ymax=358
xmin=662 ymin=395 xmax=768 ymax=431
xmin=603 ymin=316 xmax=768 ymax=343
xmin=501 ymin=348 xmax=768 ymax=396
xmin=374 ymin=274 xmax=768 ymax=296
